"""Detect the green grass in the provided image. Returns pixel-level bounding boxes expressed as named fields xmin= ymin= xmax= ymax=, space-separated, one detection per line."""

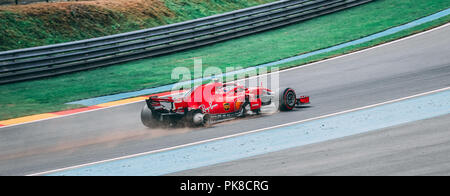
xmin=0 ymin=0 xmax=450 ymax=121
xmin=0 ymin=0 xmax=276 ymax=51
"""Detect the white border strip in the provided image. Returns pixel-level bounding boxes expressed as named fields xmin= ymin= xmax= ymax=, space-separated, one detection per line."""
xmin=28 ymin=86 xmax=450 ymax=176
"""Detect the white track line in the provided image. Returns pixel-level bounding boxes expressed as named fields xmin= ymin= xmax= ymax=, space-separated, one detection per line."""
xmin=28 ymin=86 xmax=450 ymax=176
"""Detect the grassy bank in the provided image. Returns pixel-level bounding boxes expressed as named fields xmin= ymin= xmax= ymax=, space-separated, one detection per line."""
xmin=0 ymin=0 xmax=275 ymax=51
xmin=0 ymin=0 xmax=450 ymax=120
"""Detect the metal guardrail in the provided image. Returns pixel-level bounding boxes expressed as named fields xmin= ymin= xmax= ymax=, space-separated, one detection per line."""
xmin=0 ymin=0 xmax=373 ymax=84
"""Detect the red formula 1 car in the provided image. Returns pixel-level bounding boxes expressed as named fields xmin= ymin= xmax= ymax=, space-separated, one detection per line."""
xmin=141 ymin=81 xmax=309 ymax=128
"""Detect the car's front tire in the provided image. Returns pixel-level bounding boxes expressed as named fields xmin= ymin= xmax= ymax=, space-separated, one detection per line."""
xmin=279 ymin=88 xmax=297 ymax=111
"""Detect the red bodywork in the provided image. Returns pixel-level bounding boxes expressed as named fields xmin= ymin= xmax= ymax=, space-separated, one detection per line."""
xmin=144 ymin=82 xmax=310 ymax=127
xmin=148 ymin=82 xmax=270 ymax=115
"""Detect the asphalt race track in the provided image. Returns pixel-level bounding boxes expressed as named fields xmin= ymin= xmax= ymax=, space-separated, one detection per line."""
xmin=173 ymin=113 xmax=450 ymax=176
xmin=1 ymin=24 xmax=449 ymax=176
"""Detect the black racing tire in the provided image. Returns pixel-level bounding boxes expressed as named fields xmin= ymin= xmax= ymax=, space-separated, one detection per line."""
xmin=279 ymin=88 xmax=297 ymax=111
xmin=141 ymin=104 xmax=161 ymax=128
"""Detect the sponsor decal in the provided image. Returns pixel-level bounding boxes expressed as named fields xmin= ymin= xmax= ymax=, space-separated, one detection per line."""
xmin=223 ymin=103 xmax=231 ymax=111
xmin=199 ymin=103 xmax=218 ymax=113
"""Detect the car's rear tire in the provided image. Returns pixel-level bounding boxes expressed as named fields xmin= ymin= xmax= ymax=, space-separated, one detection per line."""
xmin=279 ymin=88 xmax=296 ymax=111
xmin=141 ymin=104 xmax=161 ymax=128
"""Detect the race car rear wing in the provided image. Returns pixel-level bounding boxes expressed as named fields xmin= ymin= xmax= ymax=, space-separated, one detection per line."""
xmin=146 ymin=96 xmax=175 ymax=111
xmin=148 ymin=96 xmax=174 ymax=102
